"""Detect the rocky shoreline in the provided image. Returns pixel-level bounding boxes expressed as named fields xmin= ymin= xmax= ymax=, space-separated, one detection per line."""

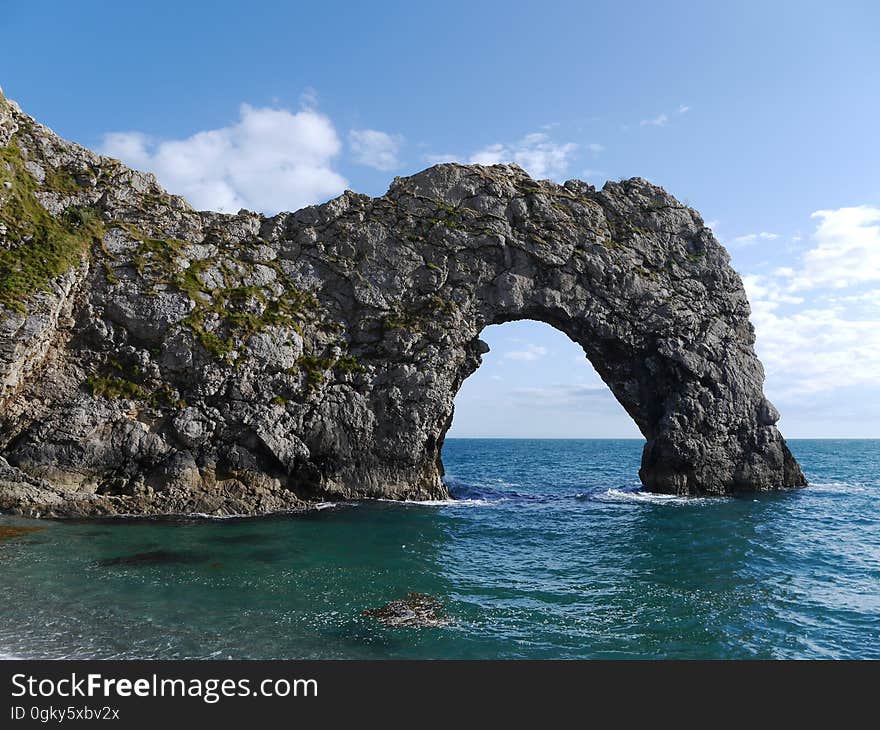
xmin=0 ymin=91 xmax=805 ymax=518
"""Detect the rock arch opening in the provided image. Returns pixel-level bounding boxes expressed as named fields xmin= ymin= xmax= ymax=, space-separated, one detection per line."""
xmin=446 ymin=319 xmax=640 ymax=440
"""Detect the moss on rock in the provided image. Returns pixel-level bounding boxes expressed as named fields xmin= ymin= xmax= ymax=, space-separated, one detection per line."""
xmin=0 ymin=144 xmax=102 ymax=311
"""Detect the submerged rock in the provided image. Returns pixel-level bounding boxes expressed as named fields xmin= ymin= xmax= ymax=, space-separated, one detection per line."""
xmin=0 ymin=90 xmax=806 ymax=518
xmin=0 ymin=524 xmax=44 ymax=543
xmin=97 ymin=549 xmax=208 ymax=567
xmin=362 ymin=593 xmax=450 ymax=628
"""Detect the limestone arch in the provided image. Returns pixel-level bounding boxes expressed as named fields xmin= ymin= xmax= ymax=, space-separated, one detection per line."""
xmin=352 ymin=165 xmax=806 ymax=498
xmin=0 ymin=107 xmax=807 ymax=517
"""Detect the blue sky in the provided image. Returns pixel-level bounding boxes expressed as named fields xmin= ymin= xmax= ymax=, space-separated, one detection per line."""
xmin=4 ymin=1 xmax=879 ymax=437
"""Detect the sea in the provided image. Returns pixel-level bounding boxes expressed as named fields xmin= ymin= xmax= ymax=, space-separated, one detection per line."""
xmin=0 ymin=439 xmax=877 ymax=659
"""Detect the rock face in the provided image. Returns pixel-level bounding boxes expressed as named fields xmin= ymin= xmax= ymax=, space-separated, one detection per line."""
xmin=362 ymin=593 xmax=449 ymax=628
xmin=0 ymin=92 xmax=806 ymax=517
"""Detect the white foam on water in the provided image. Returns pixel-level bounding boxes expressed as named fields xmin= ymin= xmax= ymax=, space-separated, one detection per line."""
xmin=114 ymin=503 xmax=354 ymax=519
xmin=99 ymin=510 xmax=265 ymax=520
xmin=378 ymin=497 xmax=499 ymax=508
xmin=807 ymin=480 xmax=872 ymax=495
xmin=185 ymin=498 xmax=501 ymax=515
xmin=492 ymin=478 xmax=521 ymax=487
xmin=595 ymin=488 xmax=727 ymax=506
xmin=314 ymin=502 xmax=345 ymax=510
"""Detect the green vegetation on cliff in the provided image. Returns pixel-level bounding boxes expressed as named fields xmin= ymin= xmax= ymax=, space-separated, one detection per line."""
xmin=0 ymin=143 xmax=101 ymax=311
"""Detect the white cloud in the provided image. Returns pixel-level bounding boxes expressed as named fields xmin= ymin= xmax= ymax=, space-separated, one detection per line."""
xmin=348 ymin=128 xmax=404 ymax=171
xmin=100 ymin=131 xmax=152 ymax=170
xmin=828 ymin=289 xmax=880 ymax=307
xmin=742 ymin=275 xmax=803 ymax=306
xmin=510 ymin=383 xmax=616 ymax=410
xmin=730 ymin=231 xmax=780 ymax=246
xmin=740 ymin=205 xmax=880 ymax=398
xmin=503 ymin=344 xmax=548 ymax=361
xmin=640 ymin=113 xmax=668 ymax=127
xmin=639 ymin=105 xmax=689 ymax=127
xmin=587 ymin=143 xmax=604 ymax=155
xmin=423 ymin=131 xmax=578 ymax=180
xmin=788 ymin=206 xmax=880 ymax=290
xmin=299 ymin=87 xmax=319 ymax=109
xmin=468 ymin=144 xmax=506 ymax=166
xmin=747 ymin=294 xmax=880 ymax=397
xmin=423 ymin=153 xmax=459 ymax=165
xmin=100 ymin=103 xmax=347 ymax=214
xmin=468 ymin=132 xmax=578 ymax=180
xmin=582 ymin=168 xmax=605 ymax=180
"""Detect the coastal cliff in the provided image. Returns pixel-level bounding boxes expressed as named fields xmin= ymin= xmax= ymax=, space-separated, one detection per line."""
xmin=0 ymin=92 xmax=806 ymax=517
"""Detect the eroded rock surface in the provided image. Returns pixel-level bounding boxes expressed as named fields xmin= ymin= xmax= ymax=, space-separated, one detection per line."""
xmin=0 ymin=92 xmax=805 ymax=517
xmin=362 ymin=593 xmax=449 ymax=628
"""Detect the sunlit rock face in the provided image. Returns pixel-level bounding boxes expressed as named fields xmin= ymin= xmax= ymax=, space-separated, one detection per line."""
xmin=0 ymin=93 xmax=805 ymax=517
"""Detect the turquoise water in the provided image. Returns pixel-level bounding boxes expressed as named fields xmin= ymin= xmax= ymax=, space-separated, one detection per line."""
xmin=0 ymin=439 xmax=877 ymax=659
